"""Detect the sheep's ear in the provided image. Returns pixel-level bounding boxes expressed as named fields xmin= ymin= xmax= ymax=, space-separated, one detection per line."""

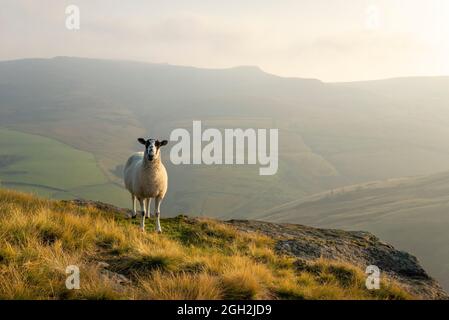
xmin=138 ymin=138 xmax=146 ymax=145
xmin=159 ymin=140 xmax=168 ymax=147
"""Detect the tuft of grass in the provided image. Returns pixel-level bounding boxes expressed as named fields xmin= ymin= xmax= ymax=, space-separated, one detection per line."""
xmin=0 ymin=189 xmax=414 ymax=300
xmin=219 ymin=256 xmax=273 ymax=300
xmin=138 ymin=271 xmax=222 ymax=300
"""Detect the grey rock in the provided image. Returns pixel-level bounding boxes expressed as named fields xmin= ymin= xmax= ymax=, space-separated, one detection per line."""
xmin=227 ymin=219 xmax=448 ymax=300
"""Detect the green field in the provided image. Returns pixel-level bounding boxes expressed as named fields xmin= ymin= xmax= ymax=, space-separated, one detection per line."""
xmin=0 ymin=127 xmax=129 ymax=207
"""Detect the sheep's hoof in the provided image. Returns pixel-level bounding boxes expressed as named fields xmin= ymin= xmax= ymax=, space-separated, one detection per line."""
xmin=131 ymin=214 xmax=137 ymax=219
xmin=156 ymin=229 xmax=162 ymax=234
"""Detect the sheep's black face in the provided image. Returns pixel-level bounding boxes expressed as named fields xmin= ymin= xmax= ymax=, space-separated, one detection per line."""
xmin=138 ymin=138 xmax=168 ymax=162
xmin=146 ymin=139 xmax=157 ymax=161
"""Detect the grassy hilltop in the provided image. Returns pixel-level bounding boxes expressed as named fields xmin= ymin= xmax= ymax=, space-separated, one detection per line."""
xmin=0 ymin=189 xmax=414 ymax=300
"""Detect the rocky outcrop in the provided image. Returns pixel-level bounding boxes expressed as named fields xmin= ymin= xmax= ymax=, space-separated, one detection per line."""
xmin=227 ymin=220 xmax=448 ymax=300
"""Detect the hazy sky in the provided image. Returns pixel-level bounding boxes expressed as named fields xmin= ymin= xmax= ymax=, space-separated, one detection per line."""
xmin=1 ymin=0 xmax=448 ymax=81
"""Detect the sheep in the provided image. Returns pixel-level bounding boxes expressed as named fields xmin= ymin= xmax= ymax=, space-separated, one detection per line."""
xmin=124 ymin=138 xmax=168 ymax=232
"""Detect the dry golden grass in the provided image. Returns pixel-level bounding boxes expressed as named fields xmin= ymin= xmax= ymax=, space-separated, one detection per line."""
xmin=138 ymin=271 xmax=222 ymax=300
xmin=0 ymin=189 xmax=413 ymax=300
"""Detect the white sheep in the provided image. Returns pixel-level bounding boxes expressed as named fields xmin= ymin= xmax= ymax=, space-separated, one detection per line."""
xmin=124 ymin=138 xmax=168 ymax=232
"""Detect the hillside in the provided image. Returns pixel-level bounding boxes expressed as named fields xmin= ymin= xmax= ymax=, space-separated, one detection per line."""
xmin=262 ymin=171 xmax=449 ymax=292
xmin=0 ymin=188 xmax=446 ymax=300
xmin=3 ymin=58 xmax=449 ymax=219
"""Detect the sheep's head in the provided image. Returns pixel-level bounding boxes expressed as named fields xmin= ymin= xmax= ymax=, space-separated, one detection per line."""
xmin=138 ymin=138 xmax=168 ymax=161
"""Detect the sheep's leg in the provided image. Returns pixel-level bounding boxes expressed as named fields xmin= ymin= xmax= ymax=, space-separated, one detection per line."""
xmin=139 ymin=198 xmax=145 ymax=231
xmin=131 ymin=195 xmax=137 ymax=218
xmin=145 ymin=198 xmax=152 ymax=219
xmin=155 ymin=197 xmax=162 ymax=233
